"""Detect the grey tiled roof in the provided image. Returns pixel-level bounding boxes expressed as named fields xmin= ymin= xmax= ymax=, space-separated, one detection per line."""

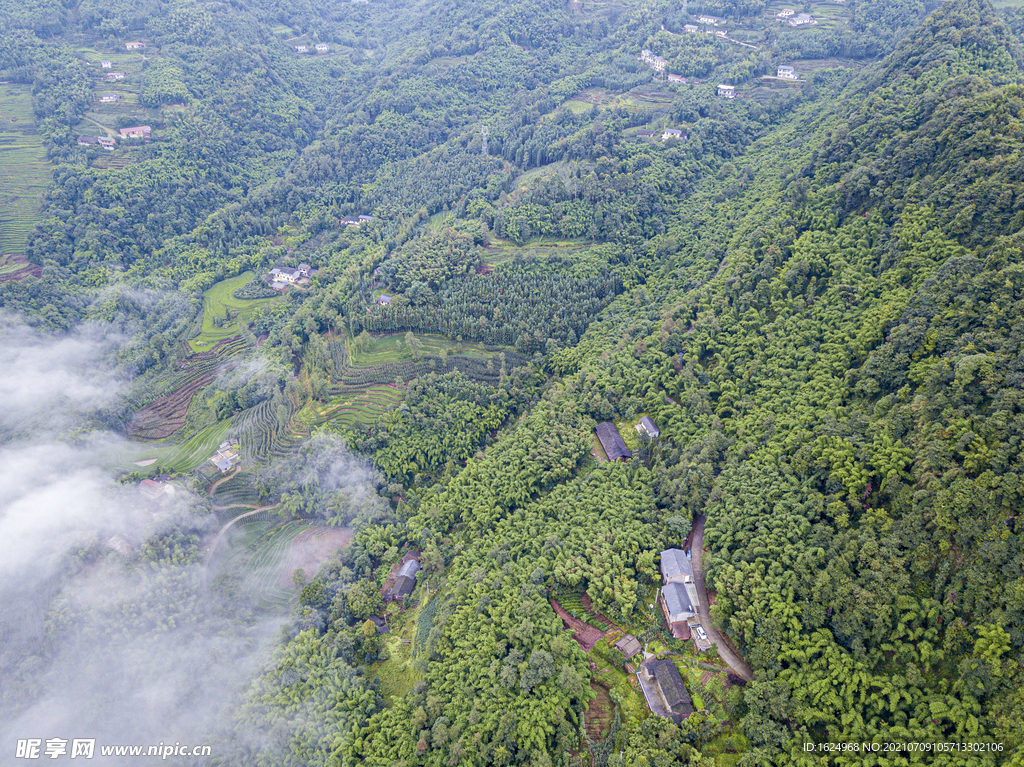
xmin=596 ymin=422 xmax=631 ymax=460
xmin=649 ymin=659 xmax=694 ymax=716
xmin=397 ymin=560 xmax=421 ymax=579
xmin=662 ymin=582 xmax=694 ymax=618
xmin=660 ymin=549 xmax=692 ymax=581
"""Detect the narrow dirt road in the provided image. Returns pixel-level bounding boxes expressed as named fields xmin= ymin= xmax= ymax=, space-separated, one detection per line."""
xmin=202 ymin=504 xmax=279 ymax=587
xmin=690 ymin=515 xmax=754 ymax=681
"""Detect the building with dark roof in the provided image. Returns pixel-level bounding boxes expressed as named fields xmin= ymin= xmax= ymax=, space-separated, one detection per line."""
xmin=641 ymin=658 xmax=695 ymax=722
xmin=660 ymin=548 xmax=693 ymax=584
xmin=596 ymin=422 xmax=631 ymax=461
xmin=387 ymin=558 xmax=422 ymax=601
xmin=660 ymin=582 xmax=696 ymax=637
xmin=368 ymin=615 xmax=389 ymax=633
xmin=388 ymin=575 xmax=415 ymax=600
xmin=396 ymin=560 xmax=422 ymax=579
xmin=615 ymin=634 xmax=642 ymax=659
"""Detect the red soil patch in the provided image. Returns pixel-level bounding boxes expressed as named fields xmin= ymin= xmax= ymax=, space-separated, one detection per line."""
xmin=584 ymin=682 xmax=614 ymax=741
xmin=580 ymin=594 xmax=615 ymax=629
xmin=0 ymin=254 xmax=42 ymax=283
xmin=277 ymin=527 xmax=354 ymax=587
xmin=550 ymin=598 xmax=605 ymax=652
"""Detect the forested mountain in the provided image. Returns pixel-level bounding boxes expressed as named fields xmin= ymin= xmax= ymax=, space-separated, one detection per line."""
xmin=2 ymin=0 xmax=1024 ymax=764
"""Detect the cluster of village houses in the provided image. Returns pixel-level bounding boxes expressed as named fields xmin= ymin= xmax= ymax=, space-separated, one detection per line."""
xmin=638 ymin=7 xmax=811 ymax=97
xmin=130 ymin=413 xmax=712 ymax=723
xmin=76 ymin=57 xmax=154 ymax=149
xmin=77 ymin=125 xmax=151 ymax=150
xmin=592 ymin=416 xmax=718 ymax=721
xmin=605 ymin=544 xmax=713 ymax=723
xmin=210 ymin=439 xmax=241 ymax=473
xmin=264 ymin=263 xmax=314 ymax=291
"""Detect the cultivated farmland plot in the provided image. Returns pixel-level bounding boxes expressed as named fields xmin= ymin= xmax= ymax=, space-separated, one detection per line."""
xmin=218 ymin=519 xmax=339 ymax=609
xmin=109 ymin=419 xmax=232 ymax=475
xmin=189 ymin=272 xmax=281 ymax=353
xmin=127 ymin=336 xmax=248 ymax=438
xmin=0 ymin=86 xmax=50 ymax=256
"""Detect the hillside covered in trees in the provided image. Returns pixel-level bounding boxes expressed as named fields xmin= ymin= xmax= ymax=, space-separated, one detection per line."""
xmin=3 ymin=0 xmax=1024 ymax=764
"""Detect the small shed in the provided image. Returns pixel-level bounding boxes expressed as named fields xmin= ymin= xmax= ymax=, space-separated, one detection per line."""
xmin=378 ymin=294 xmax=392 ymax=306
xmin=368 ymin=616 xmax=389 ymax=633
xmin=596 ymin=422 xmax=631 ymax=461
xmin=615 ymin=634 xmax=642 ymax=659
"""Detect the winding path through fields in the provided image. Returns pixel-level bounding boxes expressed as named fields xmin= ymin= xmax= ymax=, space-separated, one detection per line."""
xmin=690 ymin=515 xmax=754 ymax=681
xmin=202 ymin=504 xmax=279 ymax=587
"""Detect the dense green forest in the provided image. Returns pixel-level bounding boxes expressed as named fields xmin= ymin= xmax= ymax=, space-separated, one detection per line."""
xmin=3 ymin=0 xmax=1024 ymax=764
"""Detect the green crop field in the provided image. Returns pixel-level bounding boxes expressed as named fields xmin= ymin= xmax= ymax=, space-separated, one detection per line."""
xmin=219 ymin=519 xmax=312 ymax=609
xmin=425 ymin=211 xmax=454 ymax=231
xmin=189 ymin=272 xmax=281 ymax=352
xmin=306 ymin=385 xmax=403 ymax=431
xmin=0 ymin=86 xmax=51 ymax=255
xmin=0 ymin=254 xmax=25 ymax=274
xmin=349 ymin=332 xmax=494 ymax=365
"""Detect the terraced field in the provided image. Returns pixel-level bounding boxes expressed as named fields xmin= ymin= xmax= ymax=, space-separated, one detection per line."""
xmin=234 ymin=398 xmax=287 ymax=464
xmin=220 ymin=519 xmax=313 ymax=609
xmin=211 ymin=470 xmax=261 ymax=507
xmin=310 ymin=385 xmax=403 ymax=431
xmin=189 ymin=272 xmax=281 ymax=353
xmin=349 ymin=332 xmax=495 ymax=366
xmin=127 ymin=336 xmax=248 ymax=438
xmin=0 ymin=86 xmax=50 ymax=256
xmin=0 ymin=253 xmax=42 ymax=283
xmin=113 ymin=419 xmax=233 ymax=474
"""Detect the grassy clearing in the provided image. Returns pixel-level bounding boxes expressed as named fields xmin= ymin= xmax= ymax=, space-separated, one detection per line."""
xmin=481 ymin=237 xmax=593 ymax=266
xmin=189 ymin=272 xmax=280 ymax=352
xmin=0 ymin=85 xmax=50 ymax=255
xmin=349 ymin=332 xmax=495 ymax=366
xmin=372 ymin=601 xmax=425 ymax=704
